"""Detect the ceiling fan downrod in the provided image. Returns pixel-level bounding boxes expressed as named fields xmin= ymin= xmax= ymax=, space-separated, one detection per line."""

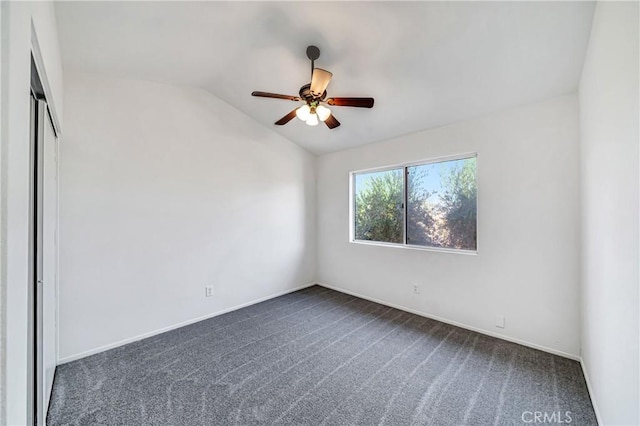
xmin=306 ymin=45 xmax=321 ymax=80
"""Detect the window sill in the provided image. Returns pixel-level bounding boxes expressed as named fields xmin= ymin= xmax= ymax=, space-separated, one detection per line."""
xmin=349 ymin=239 xmax=478 ymax=256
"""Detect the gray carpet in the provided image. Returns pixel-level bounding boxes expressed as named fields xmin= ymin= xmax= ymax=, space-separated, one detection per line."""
xmin=48 ymin=285 xmax=597 ymax=425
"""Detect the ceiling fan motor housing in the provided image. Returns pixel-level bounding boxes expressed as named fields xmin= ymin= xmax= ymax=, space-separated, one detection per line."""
xmin=299 ymin=84 xmax=326 ymax=105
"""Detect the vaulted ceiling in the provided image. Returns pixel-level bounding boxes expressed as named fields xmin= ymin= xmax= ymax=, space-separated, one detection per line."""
xmin=55 ymin=1 xmax=595 ymax=155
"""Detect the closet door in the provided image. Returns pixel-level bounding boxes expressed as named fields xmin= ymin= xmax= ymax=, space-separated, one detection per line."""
xmin=30 ymin=92 xmax=58 ymax=425
xmin=29 ymin=94 xmax=45 ymax=426
xmin=41 ymin=105 xmax=58 ymax=420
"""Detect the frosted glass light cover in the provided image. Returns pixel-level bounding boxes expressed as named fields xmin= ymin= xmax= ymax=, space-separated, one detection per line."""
xmin=306 ymin=114 xmax=319 ymax=126
xmin=296 ymin=105 xmax=311 ymax=121
xmin=316 ymin=105 xmax=331 ymax=122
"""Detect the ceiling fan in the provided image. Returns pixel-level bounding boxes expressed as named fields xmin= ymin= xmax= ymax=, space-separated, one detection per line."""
xmin=251 ymin=45 xmax=374 ymax=129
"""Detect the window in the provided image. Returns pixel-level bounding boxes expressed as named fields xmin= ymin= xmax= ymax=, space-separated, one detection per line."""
xmin=354 ymin=168 xmax=404 ymax=244
xmin=352 ymin=154 xmax=477 ymax=252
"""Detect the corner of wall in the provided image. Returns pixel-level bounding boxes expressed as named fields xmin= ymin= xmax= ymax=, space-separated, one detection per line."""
xmin=577 ymin=2 xmax=640 ymax=424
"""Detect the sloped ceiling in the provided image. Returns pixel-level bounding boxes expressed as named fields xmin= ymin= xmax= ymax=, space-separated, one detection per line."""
xmin=55 ymin=1 xmax=595 ymax=155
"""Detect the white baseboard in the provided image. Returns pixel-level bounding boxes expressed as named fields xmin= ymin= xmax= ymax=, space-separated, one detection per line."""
xmin=58 ymin=282 xmax=317 ymax=364
xmin=317 ymin=282 xmax=581 ymax=361
xmin=579 ymin=357 xmax=602 ymax=425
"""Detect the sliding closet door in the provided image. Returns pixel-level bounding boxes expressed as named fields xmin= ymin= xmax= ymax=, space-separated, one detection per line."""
xmin=29 ymin=95 xmax=45 ymax=426
xmin=30 ymin=76 xmax=59 ymax=425
xmin=41 ymin=106 xmax=58 ymax=419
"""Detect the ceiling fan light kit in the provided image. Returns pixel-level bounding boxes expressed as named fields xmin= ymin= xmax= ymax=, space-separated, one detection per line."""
xmin=251 ymin=45 xmax=374 ymax=130
xmin=306 ymin=113 xmax=319 ymax=126
xmin=296 ymin=104 xmax=311 ymax=121
xmin=315 ymin=105 xmax=331 ymax=121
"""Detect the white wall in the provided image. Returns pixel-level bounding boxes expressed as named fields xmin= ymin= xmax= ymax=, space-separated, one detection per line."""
xmin=0 ymin=6 xmax=4 ymax=422
xmin=317 ymin=94 xmax=581 ymax=357
xmin=58 ymin=72 xmax=316 ymax=362
xmin=579 ymin=2 xmax=639 ymax=424
xmin=0 ymin=2 xmax=63 ymax=424
xmin=1 ymin=7 xmax=4 ymax=422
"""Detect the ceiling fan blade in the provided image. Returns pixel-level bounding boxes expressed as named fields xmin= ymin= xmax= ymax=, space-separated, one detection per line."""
xmin=274 ymin=109 xmax=298 ymax=125
xmin=310 ymin=68 xmax=333 ymax=97
xmin=326 ymin=97 xmax=374 ymax=108
xmin=252 ymin=91 xmax=301 ymax=101
xmin=324 ymin=114 xmax=341 ymax=129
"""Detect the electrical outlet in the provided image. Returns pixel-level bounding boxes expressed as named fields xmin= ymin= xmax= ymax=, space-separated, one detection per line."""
xmin=205 ymin=285 xmax=214 ymax=298
xmin=412 ymin=284 xmax=420 ymax=294
xmin=495 ymin=315 xmax=505 ymax=329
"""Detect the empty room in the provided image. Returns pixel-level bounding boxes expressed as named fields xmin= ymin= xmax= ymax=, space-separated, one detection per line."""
xmin=1 ymin=1 xmax=638 ymax=425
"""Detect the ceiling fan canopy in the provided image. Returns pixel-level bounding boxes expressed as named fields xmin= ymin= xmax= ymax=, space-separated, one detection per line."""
xmin=251 ymin=45 xmax=374 ymax=129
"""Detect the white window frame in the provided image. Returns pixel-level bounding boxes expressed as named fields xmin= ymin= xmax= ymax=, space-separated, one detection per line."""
xmin=349 ymin=152 xmax=478 ymax=255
